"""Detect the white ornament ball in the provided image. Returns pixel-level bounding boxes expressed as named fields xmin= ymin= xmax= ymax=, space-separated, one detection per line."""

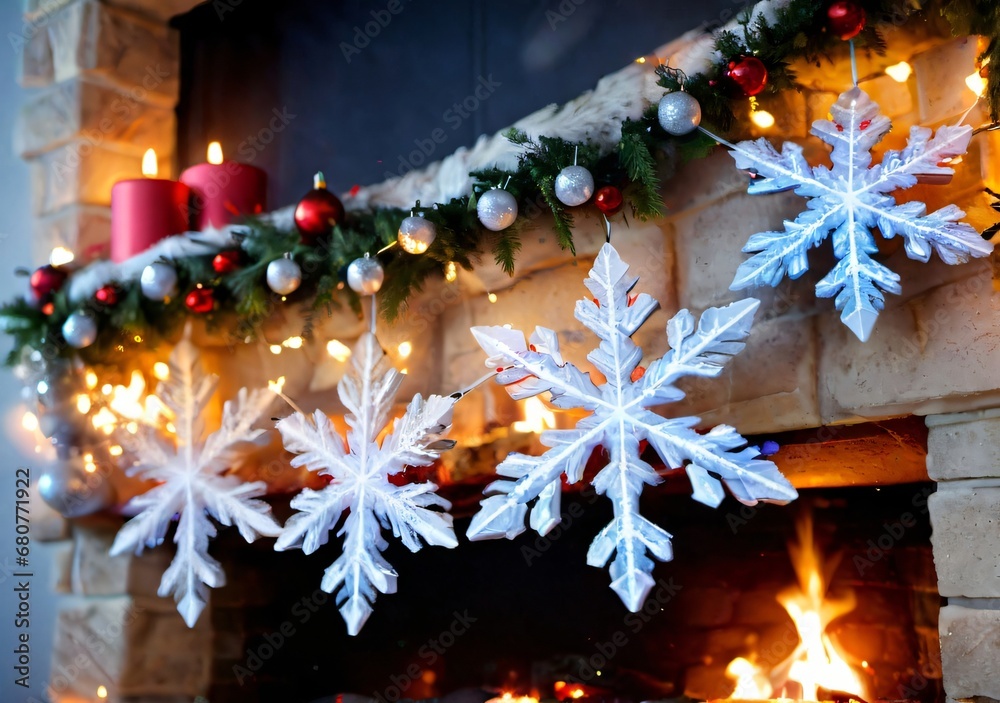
xmin=477 ymin=189 xmax=518 ymax=231
xmin=39 ymin=454 xmax=115 ymax=518
xmin=140 ymin=262 xmax=178 ymax=301
xmin=61 ymin=311 xmax=98 ymax=349
xmin=266 ymin=256 xmax=302 ymax=296
xmin=657 ymin=91 xmax=702 ymax=136
xmin=397 ymin=215 xmax=437 ymax=254
xmin=347 ymin=257 xmax=384 ymax=296
xmin=554 ymin=165 xmax=595 ymax=206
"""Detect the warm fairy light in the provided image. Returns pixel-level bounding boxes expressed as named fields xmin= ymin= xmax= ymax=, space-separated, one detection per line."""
xmin=36 ymin=380 xmax=48 ymax=395
xmin=49 ymin=246 xmax=75 ymax=267
xmin=326 ymin=339 xmax=352 ymax=362
xmin=126 ymin=421 xmax=139 ymax=434
xmin=141 ymin=148 xmax=158 ymax=178
xmin=83 ymin=453 xmax=97 ymax=473
xmin=109 ymin=445 xmax=123 ymax=457
xmin=152 ymin=362 xmax=170 ymax=381
xmin=269 ymin=344 xmax=282 ymax=355
xmin=635 ymin=56 xmax=647 ymax=64
xmin=85 ymin=370 xmax=98 ymax=389
xmin=91 ymin=408 xmax=117 ymax=435
xmin=444 ymin=261 xmax=458 ymax=282
xmin=397 ymin=341 xmax=412 ymax=359
xmin=21 ymin=412 xmax=38 ymax=432
xmin=165 ymin=422 xmax=176 ymax=434
xmin=207 ymin=141 xmax=224 ymax=165
xmin=488 ymin=292 xmax=498 ymax=303
xmin=76 ymin=394 xmax=92 ymax=415
xmin=750 ymin=109 xmax=776 ymax=129
xmin=101 ymin=384 xmax=113 ymax=395
xmin=97 ymin=685 xmax=108 ymax=699
xmin=569 ymin=689 xmax=584 ymax=700
xmin=133 ymin=335 xmax=142 ymax=343
xmin=268 ymin=376 xmax=286 ymax=394
xmin=401 ymin=368 xmax=409 ymax=375
xmin=512 ymin=397 xmax=556 ymax=434
xmin=966 ymin=70 xmax=987 ymax=97
xmin=282 ymin=336 xmax=304 ymax=349
xmin=884 ymin=60 xmax=913 ymax=83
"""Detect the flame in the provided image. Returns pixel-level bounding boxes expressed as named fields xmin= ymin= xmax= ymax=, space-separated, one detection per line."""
xmin=487 ymin=693 xmax=538 ymax=703
xmin=513 ymin=397 xmax=556 ymax=434
xmin=725 ymin=514 xmax=867 ymax=701
xmin=141 ymin=148 xmax=158 ymax=177
xmin=207 ymin=141 xmax=224 ymax=165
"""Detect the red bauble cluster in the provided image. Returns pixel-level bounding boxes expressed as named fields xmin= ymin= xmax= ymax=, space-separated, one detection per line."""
xmin=212 ymin=249 xmax=241 ymax=275
xmin=185 ymin=287 xmax=215 ymax=314
xmin=30 ymin=265 xmax=67 ymax=303
xmin=594 ymin=186 xmax=624 ymax=216
xmin=295 ymin=172 xmax=345 ymax=243
xmin=726 ymin=56 xmax=768 ymax=97
xmin=826 ymin=0 xmax=866 ymax=40
xmin=94 ymin=284 xmax=119 ymax=306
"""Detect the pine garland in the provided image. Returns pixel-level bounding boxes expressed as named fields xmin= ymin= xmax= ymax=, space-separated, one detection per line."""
xmin=2 ymin=0 xmax=996 ymax=366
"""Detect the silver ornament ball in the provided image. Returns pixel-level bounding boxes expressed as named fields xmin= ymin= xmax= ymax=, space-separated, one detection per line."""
xmin=346 ymin=257 xmax=384 ymax=296
xmin=266 ymin=256 xmax=302 ymax=296
xmin=657 ymin=91 xmax=702 ymax=136
xmin=61 ymin=311 xmax=98 ymax=349
xmin=140 ymin=262 xmax=178 ymax=300
xmin=554 ymin=165 xmax=595 ymax=207
xmin=397 ymin=216 xmax=437 ymax=254
xmin=477 ymin=189 xmax=518 ymax=231
xmin=39 ymin=453 xmax=115 ymax=518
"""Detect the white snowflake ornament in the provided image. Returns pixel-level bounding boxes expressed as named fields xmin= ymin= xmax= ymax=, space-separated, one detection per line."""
xmin=275 ymin=333 xmax=458 ymax=636
xmin=468 ymin=243 xmax=797 ymax=612
xmin=110 ymin=337 xmax=281 ymax=627
xmin=727 ymin=86 xmax=993 ymax=341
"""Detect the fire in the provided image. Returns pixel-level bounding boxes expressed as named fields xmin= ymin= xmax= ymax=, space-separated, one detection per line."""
xmin=725 ymin=514 xmax=867 ymax=701
xmin=512 ymin=397 xmax=556 ymax=434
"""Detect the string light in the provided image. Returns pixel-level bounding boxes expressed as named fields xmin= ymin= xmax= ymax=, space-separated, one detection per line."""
xmin=109 ymin=445 xmax=123 ymax=457
xmin=326 ymin=339 xmax=351 ymax=362
xmin=21 ymin=412 xmax=38 ymax=432
xmin=749 ymin=96 xmax=775 ymax=129
xmin=269 ymin=344 xmax=282 ymax=355
xmin=397 ymin=341 xmax=412 ymax=359
xmin=85 ymin=370 xmax=98 ymax=389
xmin=966 ymin=69 xmax=987 ymax=97
xmin=268 ymin=376 xmax=286 ymax=393
xmin=488 ymin=292 xmax=498 ymax=303
xmin=884 ymin=61 xmax=912 ymax=83
xmin=83 ymin=453 xmax=97 ymax=473
xmin=101 ymin=384 xmax=113 ymax=395
xmin=152 ymin=362 xmax=170 ymax=381
xmin=444 ymin=261 xmax=458 ymax=283
xmin=635 ymin=56 xmax=647 ymax=64
xmin=76 ymin=394 xmax=92 ymax=414
xmin=282 ymin=336 xmax=304 ymax=349
xmin=49 ymin=247 xmax=75 ymax=267
xmin=97 ymin=685 xmax=108 ymax=699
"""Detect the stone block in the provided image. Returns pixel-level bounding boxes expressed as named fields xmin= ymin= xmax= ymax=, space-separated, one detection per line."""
xmin=669 ymin=313 xmax=820 ymax=434
xmin=16 ymin=76 xmax=177 ymax=159
xmin=913 ymin=36 xmax=980 ymax=125
xmin=753 ymin=88 xmax=808 ymax=139
xmin=119 ymin=606 xmax=213 ymax=697
xmin=70 ymin=517 xmax=133 ymax=595
xmin=662 ymin=149 xmax=748 ymax=216
xmin=29 ymin=141 xmax=171 ymax=215
xmin=669 ymin=188 xmax=823 ymax=315
xmin=20 ymin=0 xmax=179 ymax=101
xmin=34 ymin=204 xmax=111 ymax=262
xmin=40 ymin=538 xmax=74 ymax=593
xmin=939 ymin=603 xmax=1000 ymax=700
xmin=927 ymin=408 xmax=1000 ymax=481
xmin=29 ymin=479 xmax=69 ymax=541
xmin=818 ymin=267 xmax=1000 ymax=423
xmin=929 ymin=486 xmax=1000 ymax=598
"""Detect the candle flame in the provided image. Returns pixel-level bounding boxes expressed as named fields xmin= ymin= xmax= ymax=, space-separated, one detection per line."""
xmin=142 ymin=149 xmax=158 ymax=178
xmin=207 ymin=141 xmax=224 ymax=165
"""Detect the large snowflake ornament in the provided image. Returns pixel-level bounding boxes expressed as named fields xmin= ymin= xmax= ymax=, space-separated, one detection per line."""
xmin=275 ymin=333 xmax=459 ymax=635
xmin=110 ymin=337 xmax=281 ymax=627
xmin=728 ymin=86 xmax=993 ymax=342
xmin=468 ymin=243 xmax=797 ymax=612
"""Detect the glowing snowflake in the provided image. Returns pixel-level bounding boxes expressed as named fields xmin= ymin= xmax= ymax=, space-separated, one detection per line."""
xmin=728 ymin=86 xmax=992 ymax=341
xmin=468 ymin=243 xmax=797 ymax=611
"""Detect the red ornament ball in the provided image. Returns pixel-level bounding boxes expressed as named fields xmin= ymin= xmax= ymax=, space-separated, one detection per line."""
xmin=594 ymin=186 xmax=624 ymax=216
xmin=212 ymin=250 xmax=241 ymax=275
xmin=184 ymin=287 xmax=215 ymax=314
xmin=726 ymin=56 xmax=768 ymax=97
xmin=94 ymin=284 xmax=119 ymax=306
xmin=30 ymin=265 xmax=67 ymax=302
xmin=294 ymin=172 xmax=345 ymax=243
xmin=826 ymin=1 xmax=866 ymax=40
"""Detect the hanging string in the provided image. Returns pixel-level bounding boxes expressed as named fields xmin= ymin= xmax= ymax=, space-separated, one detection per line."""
xmin=849 ymin=40 xmax=858 ymax=87
xmin=449 ymin=370 xmax=498 ymax=400
xmin=369 ymin=294 xmax=378 ymax=335
xmin=604 ymin=215 xmax=613 ymax=243
xmin=697 ymin=125 xmax=742 ymax=152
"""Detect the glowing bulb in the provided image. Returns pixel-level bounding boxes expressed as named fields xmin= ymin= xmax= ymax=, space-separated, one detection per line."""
xmin=152 ymin=362 xmax=170 ymax=381
xmin=884 ymin=61 xmax=912 ymax=83
xmin=269 ymin=344 xmax=282 ymax=355
xmin=750 ymin=110 xmax=776 ymax=129
xmin=513 ymin=397 xmax=556 ymax=434
xmin=76 ymin=394 xmax=92 ymax=414
xmin=207 ymin=141 xmax=224 ymax=165
xmin=101 ymin=384 xmax=113 ymax=395
xmin=268 ymin=376 xmax=286 ymax=393
xmin=141 ymin=148 xmax=158 ymax=178
xmin=109 ymin=445 xmax=123 ymax=457
xmin=326 ymin=339 xmax=352 ymax=362
xmin=401 ymin=368 xmax=409 ymax=375
xmin=126 ymin=421 xmax=138 ymax=434
xmin=49 ymin=246 xmax=75 ymax=267
xmin=397 ymin=341 xmax=412 ymax=359
xmin=97 ymin=685 xmax=108 ymax=699
xmin=444 ymin=261 xmax=458 ymax=282
xmin=635 ymin=56 xmax=647 ymax=64
xmin=488 ymin=293 xmax=498 ymax=303
xmin=570 ymin=690 xmax=585 ymax=700
xmin=85 ymin=370 xmax=98 ymax=389
xmin=83 ymin=453 xmax=96 ymax=473
xmin=165 ymin=422 xmax=176 ymax=434
xmin=282 ymin=336 xmax=304 ymax=349
xmin=966 ymin=70 xmax=987 ymax=97
xmin=21 ymin=412 xmax=38 ymax=432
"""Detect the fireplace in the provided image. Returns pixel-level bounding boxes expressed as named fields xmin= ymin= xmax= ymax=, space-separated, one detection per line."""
xmin=10 ymin=1 xmax=1000 ymax=702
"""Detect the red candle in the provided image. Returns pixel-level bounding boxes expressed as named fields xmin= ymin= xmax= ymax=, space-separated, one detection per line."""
xmin=111 ymin=149 xmax=192 ymax=263
xmin=180 ymin=142 xmax=267 ymax=230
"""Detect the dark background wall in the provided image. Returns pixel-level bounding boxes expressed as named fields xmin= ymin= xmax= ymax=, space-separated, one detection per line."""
xmin=174 ymin=0 xmax=753 ymax=207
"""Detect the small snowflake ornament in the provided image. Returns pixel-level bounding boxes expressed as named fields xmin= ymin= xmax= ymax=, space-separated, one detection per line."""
xmin=727 ymin=86 xmax=993 ymax=342
xmin=275 ymin=333 xmax=458 ymax=635
xmin=110 ymin=336 xmax=280 ymax=627
xmin=468 ymin=243 xmax=797 ymax=612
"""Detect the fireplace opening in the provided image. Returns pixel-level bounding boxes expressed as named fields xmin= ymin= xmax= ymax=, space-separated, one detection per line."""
xmin=207 ymin=481 xmax=940 ymax=703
